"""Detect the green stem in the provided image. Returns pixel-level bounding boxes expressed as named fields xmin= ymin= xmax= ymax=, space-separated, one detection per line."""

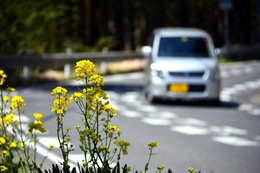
xmin=144 ymin=147 xmax=153 ymax=173
xmin=17 ymin=106 xmax=31 ymax=173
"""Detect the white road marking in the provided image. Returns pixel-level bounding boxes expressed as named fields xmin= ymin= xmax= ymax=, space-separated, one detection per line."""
xmin=175 ymin=118 xmax=208 ymax=126
xmin=170 ymin=125 xmax=209 ymax=135
xmin=231 ymin=69 xmax=242 ymax=75
xmin=122 ymin=110 xmax=140 ymax=118
xmin=142 ymin=117 xmax=171 ymax=126
xmin=212 ymin=136 xmax=258 ymax=147
xmin=250 ymin=109 xmax=260 ymax=116
xmin=139 ymin=105 xmax=158 ymax=112
xmin=244 ymin=67 xmax=254 ymax=73
xmin=221 ymin=126 xmax=248 ymax=136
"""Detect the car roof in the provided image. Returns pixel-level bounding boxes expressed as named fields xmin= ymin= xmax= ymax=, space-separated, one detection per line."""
xmin=153 ymin=27 xmax=210 ymax=37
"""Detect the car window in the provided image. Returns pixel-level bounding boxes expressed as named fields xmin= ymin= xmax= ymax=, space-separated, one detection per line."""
xmin=158 ymin=37 xmax=211 ymax=57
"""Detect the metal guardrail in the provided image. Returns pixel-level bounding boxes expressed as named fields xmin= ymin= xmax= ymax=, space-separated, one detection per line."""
xmin=0 ymin=45 xmax=259 ymax=79
xmin=0 ymin=51 xmax=144 ymax=79
xmin=0 ymin=51 xmax=143 ymax=68
xmin=215 ymin=44 xmax=260 ymax=57
xmin=1 ymin=44 xmax=260 ymax=68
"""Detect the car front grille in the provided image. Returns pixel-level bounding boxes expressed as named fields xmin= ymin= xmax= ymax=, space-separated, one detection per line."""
xmin=169 ymin=71 xmax=205 ymax=78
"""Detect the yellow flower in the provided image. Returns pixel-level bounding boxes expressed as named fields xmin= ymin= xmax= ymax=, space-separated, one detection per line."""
xmin=7 ymin=87 xmax=15 ymax=92
xmin=20 ymin=142 xmax=24 ymax=147
xmin=10 ymin=96 xmax=25 ymax=110
xmin=4 ymin=113 xmax=15 ymax=126
xmin=51 ymin=96 xmax=68 ymax=114
xmin=75 ymin=125 xmax=81 ymax=130
xmin=75 ymin=60 xmax=95 ymax=80
xmin=51 ymin=86 xmax=67 ymax=96
xmin=2 ymin=150 xmax=7 ymax=155
xmin=28 ymin=120 xmax=47 ymax=133
xmin=3 ymin=95 xmax=9 ymax=102
xmin=89 ymin=74 xmax=104 ymax=86
xmin=148 ymin=142 xmax=160 ymax=148
xmin=104 ymin=104 xmax=116 ymax=116
xmin=33 ymin=112 xmax=43 ymax=121
xmin=69 ymin=92 xmax=84 ymax=103
xmin=0 ymin=165 xmax=8 ymax=172
xmin=10 ymin=141 xmax=18 ymax=148
xmin=0 ymin=69 xmax=7 ymax=86
xmin=115 ymin=140 xmax=130 ymax=155
xmin=49 ymin=144 xmax=55 ymax=148
xmin=156 ymin=164 xmax=165 ymax=172
xmin=0 ymin=137 xmax=6 ymax=145
xmin=108 ymin=125 xmax=120 ymax=131
xmin=188 ymin=167 xmax=197 ymax=173
xmin=125 ymin=166 xmax=132 ymax=172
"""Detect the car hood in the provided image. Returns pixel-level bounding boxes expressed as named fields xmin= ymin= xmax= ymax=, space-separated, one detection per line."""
xmin=151 ymin=58 xmax=217 ymax=71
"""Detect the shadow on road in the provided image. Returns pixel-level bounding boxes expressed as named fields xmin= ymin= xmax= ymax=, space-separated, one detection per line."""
xmin=18 ymin=81 xmax=240 ymax=110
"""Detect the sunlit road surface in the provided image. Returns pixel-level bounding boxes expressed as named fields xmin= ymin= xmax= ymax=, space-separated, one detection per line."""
xmin=15 ymin=60 xmax=260 ymax=173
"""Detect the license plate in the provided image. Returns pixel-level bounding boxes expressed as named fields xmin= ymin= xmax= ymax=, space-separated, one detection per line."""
xmin=169 ymin=84 xmax=188 ymax=93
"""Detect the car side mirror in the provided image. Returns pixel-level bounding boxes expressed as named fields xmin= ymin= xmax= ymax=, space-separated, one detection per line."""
xmin=141 ymin=46 xmax=152 ymax=57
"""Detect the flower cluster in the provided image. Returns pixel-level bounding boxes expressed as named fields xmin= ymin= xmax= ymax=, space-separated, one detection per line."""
xmin=51 ymin=59 xmax=131 ymax=171
xmin=1 ymin=60 xmax=200 ymax=173
xmin=0 ymin=69 xmax=50 ymax=173
xmin=75 ymin=60 xmax=95 ymax=80
xmin=0 ymin=70 xmax=7 ymax=86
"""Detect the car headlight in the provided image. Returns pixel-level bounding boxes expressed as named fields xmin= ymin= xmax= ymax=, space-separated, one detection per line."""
xmin=151 ymin=69 xmax=164 ymax=78
xmin=150 ymin=64 xmax=164 ymax=79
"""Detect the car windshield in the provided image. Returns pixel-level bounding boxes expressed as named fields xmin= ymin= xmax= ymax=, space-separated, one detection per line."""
xmin=158 ymin=37 xmax=211 ymax=57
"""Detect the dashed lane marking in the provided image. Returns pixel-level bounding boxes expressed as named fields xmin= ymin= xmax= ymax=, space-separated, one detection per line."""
xmin=109 ymin=92 xmax=260 ymax=147
xmin=212 ymin=136 xmax=258 ymax=147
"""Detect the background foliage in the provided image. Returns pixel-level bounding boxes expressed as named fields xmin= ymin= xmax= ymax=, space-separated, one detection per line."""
xmin=0 ymin=0 xmax=259 ymax=54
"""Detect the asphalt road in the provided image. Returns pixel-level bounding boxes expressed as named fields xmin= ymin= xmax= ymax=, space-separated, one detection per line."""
xmin=15 ymin=60 xmax=260 ymax=173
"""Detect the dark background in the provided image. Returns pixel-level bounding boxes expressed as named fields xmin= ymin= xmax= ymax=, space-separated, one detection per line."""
xmin=0 ymin=0 xmax=259 ymax=54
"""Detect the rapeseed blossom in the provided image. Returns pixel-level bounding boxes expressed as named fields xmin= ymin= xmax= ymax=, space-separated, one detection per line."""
xmin=88 ymin=74 xmax=104 ymax=86
xmin=115 ymin=140 xmax=130 ymax=155
xmin=3 ymin=95 xmax=9 ymax=102
xmin=2 ymin=113 xmax=15 ymax=126
xmin=69 ymin=92 xmax=84 ymax=103
xmin=156 ymin=164 xmax=165 ymax=172
xmin=33 ymin=112 xmax=43 ymax=121
xmin=0 ymin=137 xmax=6 ymax=145
xmin=51 ymin=86 xmax=67 ymax=96
xmin=7 ymin=87 xmax=15 ymax=92
xmin=104 ymin=103 xmax=116 ymax=116
xmin=108 ymin=125 xmax=120 ymax=131
xmin=51 ymin=96 xmax=68 ymax=114
xmin=148 ymin=141 xmax=160 ymax=148
xmin=0 ymin=69 xmax=7 ymax=86
xmin=10 ymin=96 xmax=25 ymax=111
xmin=75 ymin=60 xmax=95 ymax=80
xmin=29 ymin=113 xmax=46 ymax=133
xmin=0 ymin=165 xmax=8 ymax=172
xmin=188 ymin=167 xmax=197 ymax=173
xmin=51 ymin=86 xmax=68 ymax=115
xmin=10 ymin=141 xmax=18 ymax=148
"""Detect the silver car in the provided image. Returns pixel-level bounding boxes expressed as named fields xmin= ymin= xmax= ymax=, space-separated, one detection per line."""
xmin=141 ymin=28 xmax=221 ymax=104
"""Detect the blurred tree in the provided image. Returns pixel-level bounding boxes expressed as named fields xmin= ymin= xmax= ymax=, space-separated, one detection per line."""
xmin=0 ymin=0 xmax=67 ymax=54
xmin=0 ymin=0 xmax=258 ymax=54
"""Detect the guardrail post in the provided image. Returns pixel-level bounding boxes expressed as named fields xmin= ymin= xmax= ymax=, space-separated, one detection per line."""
xmin=100 ymin=61 xmax=107 ymax=73
xmin=23 ymin=66 xmax=30 ymax=80
xmin=64 ymin=64 xmax=71 ymax=79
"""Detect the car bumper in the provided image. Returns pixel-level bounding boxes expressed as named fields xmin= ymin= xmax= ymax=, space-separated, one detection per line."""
xmin=149 ymin=78 xmax=220 ymax=101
